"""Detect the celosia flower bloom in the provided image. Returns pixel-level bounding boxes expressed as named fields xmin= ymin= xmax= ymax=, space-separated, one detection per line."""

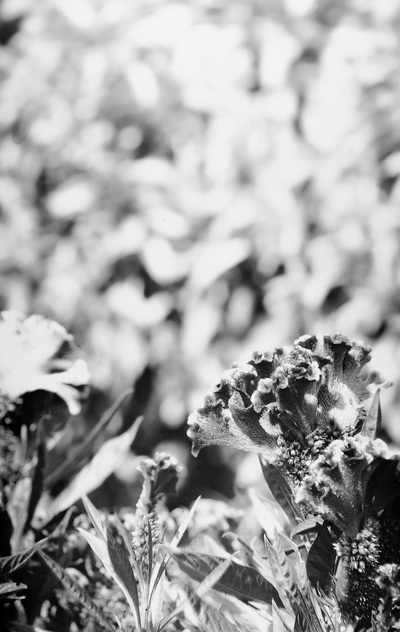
xmin=188 ymin=334 xmax=385 ymax=535
xmin=0 ymin=310 xmax=89 ymax=418
xmin=188 ymin=334 xmax=383 ymax=460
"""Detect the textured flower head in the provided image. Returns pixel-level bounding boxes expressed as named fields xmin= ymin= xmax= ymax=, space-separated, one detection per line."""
xmin=188 ymin=334 xmax=384 ymax=461
xmin=0 ymin=310 xmax=90 ymax=419
xmin=295 ymin=434 xmax=387 ymax=536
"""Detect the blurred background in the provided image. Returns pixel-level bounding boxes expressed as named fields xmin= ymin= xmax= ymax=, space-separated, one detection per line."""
xmin=1 ymin=0 xmax=400 ymax=509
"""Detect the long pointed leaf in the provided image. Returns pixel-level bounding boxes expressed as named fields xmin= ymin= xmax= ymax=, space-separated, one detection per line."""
xmin=169 ymin=548 xmax=275 ymax=603
xmin=78 ymin=527 xmax=141 ymax=629
xmin=49 ymin=418 xmax=142 ymax=516
xmin=149 ymin=496 xmax=201 ymax=601
xmin=0 ymin=538 xmax=48 ymax=575
xmin=106 ymin=528 xmax=141 ymax=630
xmin=362 ymin=389 xmax=381 ymax=439
xmin=259 ymin=460 xmax=301 ymax=526
xmin=24 ymin=423 xmax=46 ymax=534
xmin=38 ymin=549 xmax=115 ymax=632
xmin=249 ymin=489 xmax=287 ymax=539
xmin=263 ymin=536 xmax=292 ymax=611
xmin=82 ymin=495 xmax=107 ymax=540
xmin=306 ymin=522 xmax=335 ymax=593
xmin=46 ymin=389 xmax=134 ymax=487
xmin=196 ymin=556 xmax=234 ymax=598
xmin=223 ymin=532 xmax=276 ymax=588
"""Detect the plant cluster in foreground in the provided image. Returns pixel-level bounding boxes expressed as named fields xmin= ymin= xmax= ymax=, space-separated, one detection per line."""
xmin=189 ymin=333 xmax=400 ymax=629
xmin=1 ymin=313 xmax=400 ymax=631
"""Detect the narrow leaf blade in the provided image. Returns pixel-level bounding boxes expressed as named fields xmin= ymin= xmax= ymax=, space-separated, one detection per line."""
xmin=306 ymin=522 xmax=335 ymax=593
xmin=169 ymin=549 xmax=275 ymax=603
xmin=38 ymin=549 xmax=115 ymax=632
xmin=362 ymin=389 xmax=381 ymax=438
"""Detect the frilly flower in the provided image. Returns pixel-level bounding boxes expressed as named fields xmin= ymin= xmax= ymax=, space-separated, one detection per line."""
xmin=188 ymin=334 xmax=384 ymax=461
xmin=0 ymin=310 xmax=89 ymax=419
xmin=295 ymin=435 xmax=387 ymax=537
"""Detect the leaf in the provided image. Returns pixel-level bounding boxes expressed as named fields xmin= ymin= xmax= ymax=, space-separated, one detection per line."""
xmin=0 ymin=538 xmax=48 ymax=575
xmin=106 ymin=528 xmax=141 ymax=628
xmin=0 ymin=311 xmax=89 ymax=417
xmin=149 ymin=496 xmax=201 ymax=602
xmin=48 ymin=418 xmax=142 ymax=516
xmin=365 ymin=458 xmax=400 ymax=515
xmin=45 ymin=389 xmax=134 ymax=487
xmin=306 ymin=522 xmax=335 ymax=593
xmin=223 ymin=532 xmax=277 ymax=588
xmin=248 ymin=489 xmax=287 ymax=539
xmin=362 ymin=389 xmax=381 ymax=438
xmin=0 ymin=581 xmax=27 ymax=598
xmin=263 ymin=536 xmax=293 ymax=611
xmin=291 ymin=518 xmax=323 ymax=539
xmin=259 ymin=459 xmax=300 ymax=526
xmin=197 ymin=599 xmax=235 ymax=632
xmin=38 ymin=549 xmax=115 ymax=632
xmin=78 ymin=527 xmax=140 ymax=629
xmin=82 ymin=494 xmax=107 ymax=540
xmin=196 ymin=556 xmax=234 ymax=598
xmin=273 ymin=532 xmax=298 ymax=601
xmin=8 ymin=477 xmax=32 ymax=552
xmin=169 ymin=549 xmax=275 ymax=603
xmin=23 ymin=423 xmax=46 ymax=534
xmin=272 ymin=600 xmax=295 ymax=632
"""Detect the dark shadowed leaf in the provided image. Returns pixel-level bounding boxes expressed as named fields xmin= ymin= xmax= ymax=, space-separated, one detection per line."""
xmin=196 ymin=556 xmax=234 ymax=598
xmin=23 ymin=424 xmax=46 ymax=534
xmin=259 ymin=459 xmax=300 ymax=526
xmin=306 ymin=522 xmax=335 ymax=593
xmin=365 ymin=458 xmax=400 ymax=515
xmin=38 ymin=549 xmax=116 ymax=632
xmin=45 ymin=389 xmax=134 ymax=487
xmin=169 ymin=548 xmax=275 ymax=603
xmin=48 ymin=418 xmax=142 ymax=517
xmin=291 ymin=517 xmax=323 ymax=539
xmin=0 ymin=581 xmax=27 ymax=598
xmin=106 ymin=528 xmax=141 ymax=625
xmin=0 ymin=538 xmax=47 ymax=575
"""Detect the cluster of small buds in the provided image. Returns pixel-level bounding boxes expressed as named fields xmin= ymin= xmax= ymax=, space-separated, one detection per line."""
xmin=275 ymin=425 xmax=343 ymax=484
xmin=336 ymin=518 xmax=383 ymax=621
xmin=336 ymin=518 xmax=381 ymax=570
xmin=131 ymin=452 xmax=181 ymax=574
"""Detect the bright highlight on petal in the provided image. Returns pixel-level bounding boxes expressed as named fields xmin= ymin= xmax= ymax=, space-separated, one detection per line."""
xmin=0 ymin=310 xmax=90 ymax=418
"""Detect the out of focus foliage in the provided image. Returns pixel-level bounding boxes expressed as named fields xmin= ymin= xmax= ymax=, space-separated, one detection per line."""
xmin=2 ymin=0 xmax=400 ymax=500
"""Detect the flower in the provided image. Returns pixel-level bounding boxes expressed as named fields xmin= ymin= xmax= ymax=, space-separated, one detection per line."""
xmin=188 ymin=334 xmax=384 ymax=461
xmin=0 ymin=310 xmax=89 ymax=418
xmin=295 ymin=434 xmax=387 ymax=536
xmin=132 ymin=453 xmax=182 ymax=571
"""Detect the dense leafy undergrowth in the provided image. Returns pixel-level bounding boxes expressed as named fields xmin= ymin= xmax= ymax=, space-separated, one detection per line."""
xmin=1 ymin=311 xmax=400 ymax=631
